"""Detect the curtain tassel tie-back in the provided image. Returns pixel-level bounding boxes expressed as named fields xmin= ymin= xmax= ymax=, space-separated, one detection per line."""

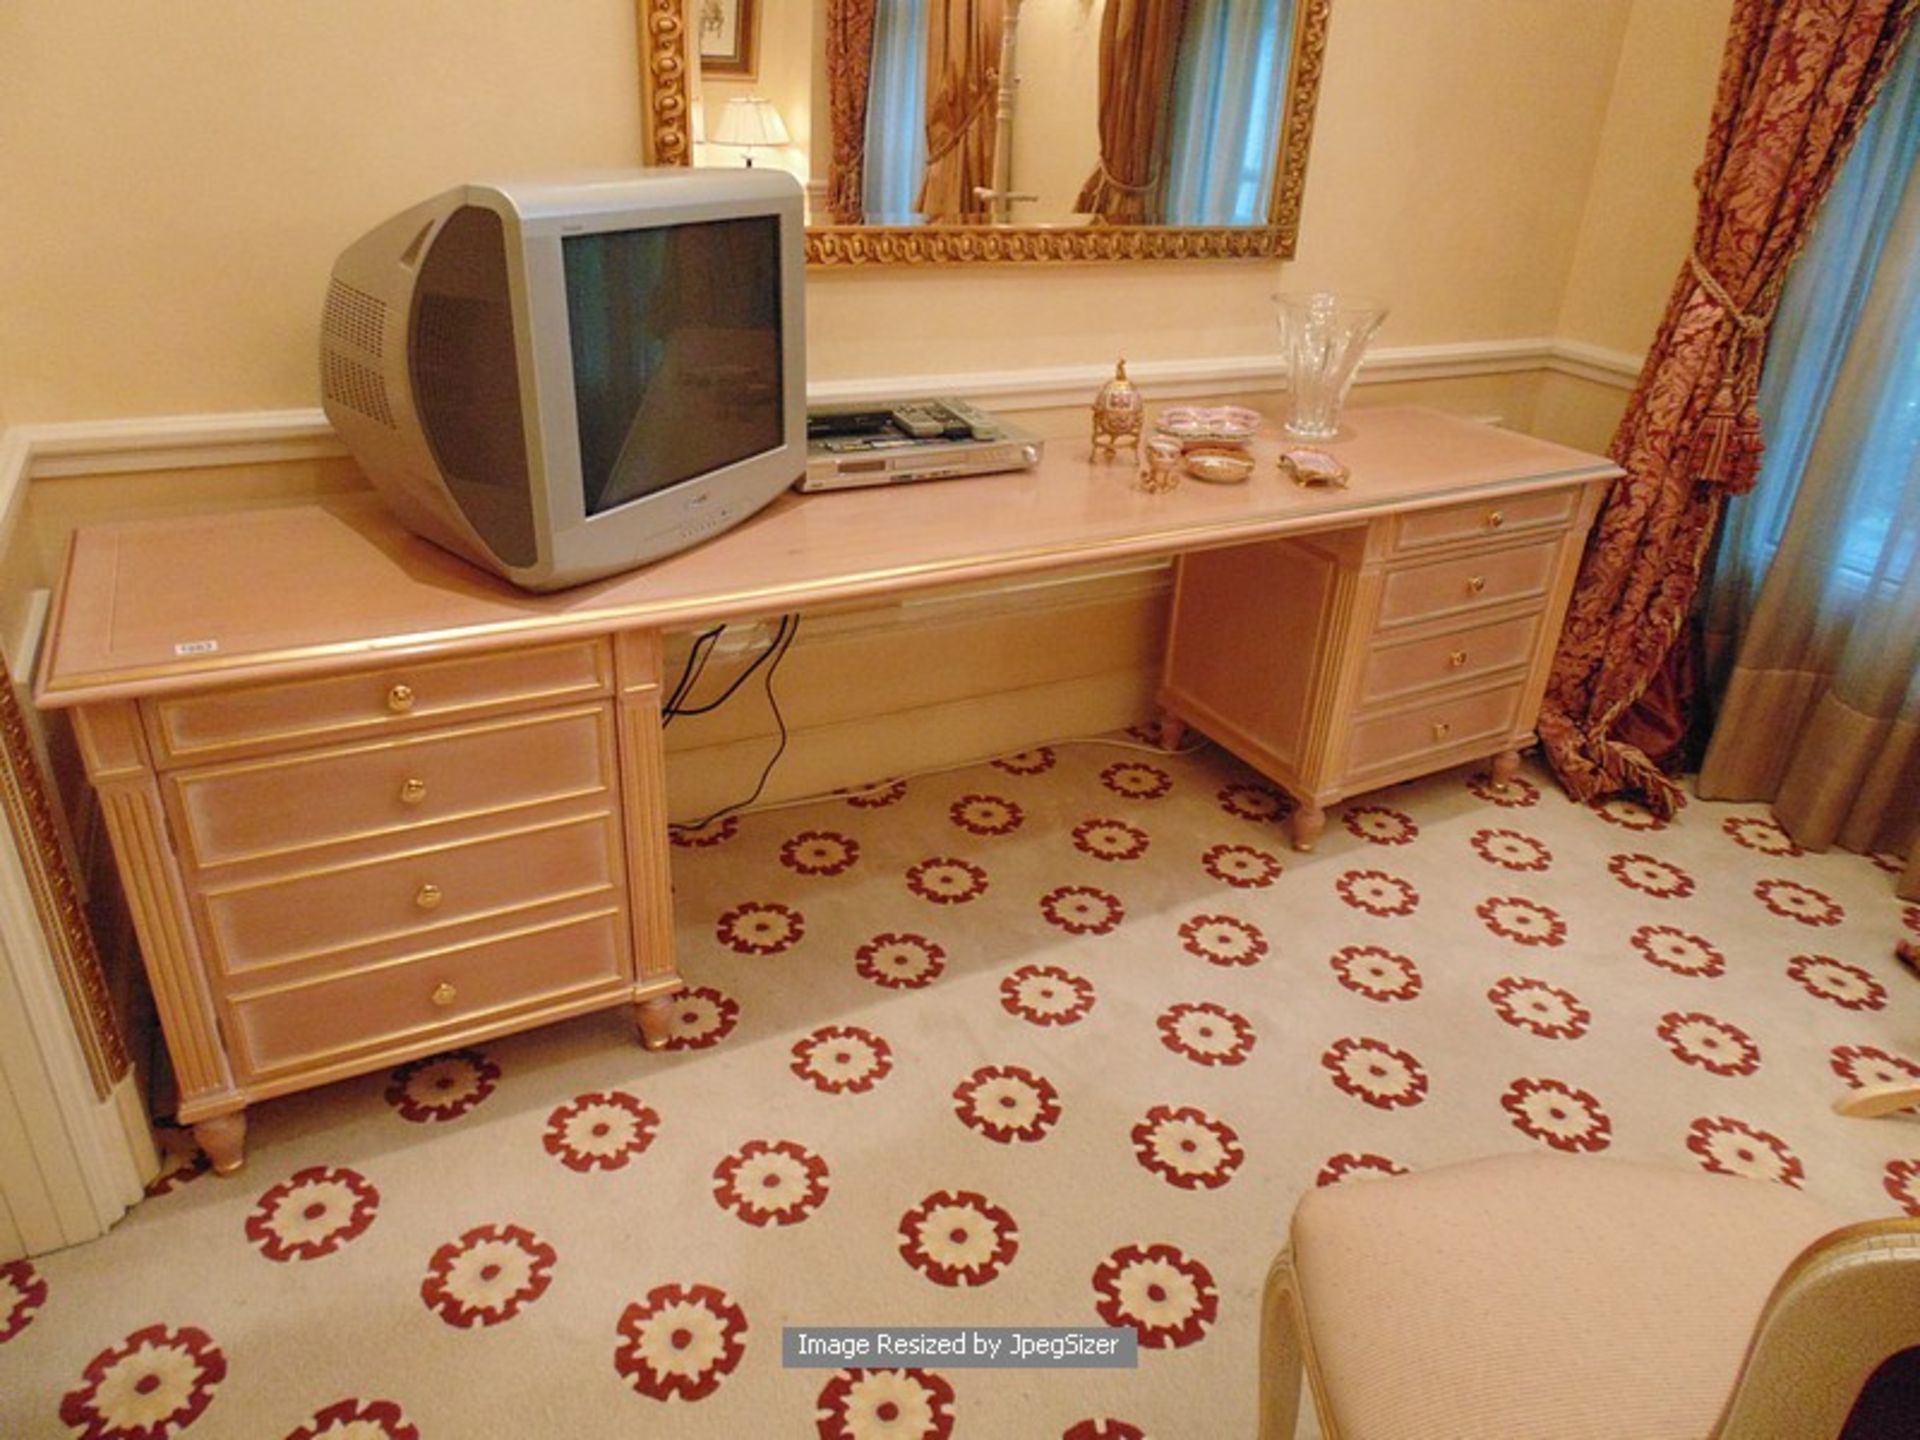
xmin=924 ymin=73 xmax=1000 ymax=167
xmin=1684 ymin=249 xmax=1776 ymax=494
xmin=1687 ymin=377 xmax=1767 ymax=494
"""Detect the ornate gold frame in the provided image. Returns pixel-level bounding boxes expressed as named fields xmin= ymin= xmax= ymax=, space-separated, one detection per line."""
xmin=636 ymin=0 xmax=694 ymax=169
xmin=636 ymin=0 xmax=1330 ymax=266
xmin=0 ymin=656 xmax=130 ymax=1100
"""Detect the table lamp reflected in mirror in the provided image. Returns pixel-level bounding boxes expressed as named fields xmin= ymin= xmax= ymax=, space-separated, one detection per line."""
xmin=713 ymin=96 xmax=790 ymax=169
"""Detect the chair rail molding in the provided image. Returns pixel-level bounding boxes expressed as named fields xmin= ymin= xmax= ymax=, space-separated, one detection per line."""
xmin=0 ymin=338 xmax=1642 ymax=487
xmin=1548 ymin=339 xmax=1643 ymax=388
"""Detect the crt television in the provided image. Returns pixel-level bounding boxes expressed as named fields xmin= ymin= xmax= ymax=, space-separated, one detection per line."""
xmin=320 ymin=169 xmax=806 ymax=591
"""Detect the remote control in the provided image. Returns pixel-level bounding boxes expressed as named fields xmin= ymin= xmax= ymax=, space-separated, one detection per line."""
xmin=889 ymin=403 xmax=950 ymax=439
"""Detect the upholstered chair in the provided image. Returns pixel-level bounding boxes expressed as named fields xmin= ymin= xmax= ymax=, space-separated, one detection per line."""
xmin=1834 ymin=946 xmax=1918 ymax=1120
xmin=1836 ymin=1079 xmax=1920 ymax=1119
xmin=1263 ymin=1153 xmax=1920 ymax=1439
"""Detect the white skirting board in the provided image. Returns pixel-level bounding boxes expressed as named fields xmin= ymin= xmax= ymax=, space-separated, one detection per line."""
xmin=0 ymin=820 xmax=154 ymax=1261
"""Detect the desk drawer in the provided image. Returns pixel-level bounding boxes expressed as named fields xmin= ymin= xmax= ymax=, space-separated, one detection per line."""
xmin=1390 ymin=488 xmax=1577 ymax=555
xmin=1344 ymin=681 xmax=1526 ymax=784
xmin=1359 ymin=612 xmax=1541 ymax=708
xmin=147 ymin=640 xmax=611 ymax=765
xmin=200 ymin=809 xmax=624 ymax=977
xmin=227 ymin=907 xmax=627 ymax=1081
xmin=171 ymin=704 xmax=615 ymax=869
xmin=1376 ymin=540 xmax=1558 ymax=631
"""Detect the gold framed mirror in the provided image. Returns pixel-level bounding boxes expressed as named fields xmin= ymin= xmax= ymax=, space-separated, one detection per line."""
xmin=638 ymin=0 xmax=1330 ymax=265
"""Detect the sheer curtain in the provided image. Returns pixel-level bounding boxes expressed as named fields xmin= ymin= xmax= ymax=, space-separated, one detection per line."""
xmin=862 ymin=0 xmax=930 ymax=223
xmin=1162 ymin=0 xmax=1289 ymax=225
xmin=1697 ymin=31 xmax=1920 ymax=894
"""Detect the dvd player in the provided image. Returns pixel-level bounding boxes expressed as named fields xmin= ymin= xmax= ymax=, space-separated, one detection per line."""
xmin=801 ymin=398 xmax=1044 ymax=492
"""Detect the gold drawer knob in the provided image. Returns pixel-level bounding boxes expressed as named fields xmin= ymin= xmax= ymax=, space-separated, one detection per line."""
xmin=1448 ymin=649 xmax=1468 ymax=669
xmin=1487 ymin=510 xmax=1506 ymax=529
xmin=1467 ymin=575 xmax=1487 ymax=594
xmin=386 ymin=683 xmax=416 ymax=714
xmin=1432 ymin=719 xmax=1452 ymax=741
xmin=398 ymin=777 xmax=428 ymax=805
xmin=430 ymin=981 xmax=457 ymax=1008
xmin=415 ymin=883 xmax=443 ymax=911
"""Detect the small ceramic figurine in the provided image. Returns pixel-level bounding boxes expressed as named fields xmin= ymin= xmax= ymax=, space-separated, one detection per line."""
xmin=1091 ymin=358 xmax=1144 ymax=461
xmin=1140 ymin=435 xmax=1183 ymax=493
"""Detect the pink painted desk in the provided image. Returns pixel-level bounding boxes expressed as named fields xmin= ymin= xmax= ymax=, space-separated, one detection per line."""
xmin=35 ymin=406 xmax=1618 ymax=1170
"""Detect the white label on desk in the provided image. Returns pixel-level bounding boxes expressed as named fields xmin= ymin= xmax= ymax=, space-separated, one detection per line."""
xmin=173 ymin=639 xmax=220 ymax=655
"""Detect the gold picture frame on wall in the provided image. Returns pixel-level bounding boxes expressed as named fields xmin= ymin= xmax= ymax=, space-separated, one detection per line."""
xmin=635 ymin=0 xmax=1331 ymax=267
xmin=697 ymin=0 xmax=759 ymax=78
xmin=0 ymin=656 xmax=131 ymax=1100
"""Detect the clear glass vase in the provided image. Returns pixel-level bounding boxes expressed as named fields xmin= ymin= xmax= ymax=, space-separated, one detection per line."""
xmin=1273 ymin=292 xmax=1388 ymax=440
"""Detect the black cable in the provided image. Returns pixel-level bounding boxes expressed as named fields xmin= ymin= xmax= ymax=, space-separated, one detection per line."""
xmin=669 ymin=625 xmax=722 ymax=706
xmin=669 ymin=613 xmax=800 ymax=832
xmin=663 ymin=624 xmax=724 ymax=724
xmin=667 ymin=615 xmax=792 ymax=719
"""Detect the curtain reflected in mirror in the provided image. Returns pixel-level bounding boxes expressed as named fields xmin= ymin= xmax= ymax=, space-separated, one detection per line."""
xmin=862 ymin=0 xmax=928 ymax=222
xmin=641 ymin=0 xmax=1326 ymax=261
xmin=1164 ymin=0 xmax=1289 ymax=224
xmin=827 ymin=0 xmax=1302 ymax=228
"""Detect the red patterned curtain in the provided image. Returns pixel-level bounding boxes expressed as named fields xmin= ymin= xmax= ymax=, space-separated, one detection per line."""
xmin=826 ymin=0 xmax=881 ymax=225
xmin=1539 ymin=0 xmax=1920 ymax=817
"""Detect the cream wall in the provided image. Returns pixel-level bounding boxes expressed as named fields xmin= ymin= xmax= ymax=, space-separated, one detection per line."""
xmin=1556 ymin=0 xmax=1733 ymax=355
xmin=0 ymin=0 xmax=647 ymax=424
xmin=1529 ymin=0 xmax=1732 ymax=456
xmin=0 ymin=0 xmax=1642 ymax=426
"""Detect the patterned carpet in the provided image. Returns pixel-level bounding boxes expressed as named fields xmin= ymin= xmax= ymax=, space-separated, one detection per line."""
xmin=2 ymin=736 xmax=1917 ymax=1439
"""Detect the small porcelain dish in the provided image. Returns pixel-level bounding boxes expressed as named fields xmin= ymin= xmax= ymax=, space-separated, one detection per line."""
xmin=1184 ymin=450 xmax=1256 ymax=484
xmin=1155 ymin=405 xmax=1262 ymax=447
xmin=1279 ymin=446 xmax=1350 ymax=488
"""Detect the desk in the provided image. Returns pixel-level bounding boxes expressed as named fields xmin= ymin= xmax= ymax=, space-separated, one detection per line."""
xmin=34 ymin=406 xmax=1617 ymax=1171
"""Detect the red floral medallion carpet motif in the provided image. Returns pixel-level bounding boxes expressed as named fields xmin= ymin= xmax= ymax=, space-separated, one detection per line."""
xmin=1 ymin=742 xmax=1914 ymax=1437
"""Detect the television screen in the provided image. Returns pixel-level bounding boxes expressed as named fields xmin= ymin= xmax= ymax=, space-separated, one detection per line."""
xmin=564 ymin=216 xmax=785 ymax=517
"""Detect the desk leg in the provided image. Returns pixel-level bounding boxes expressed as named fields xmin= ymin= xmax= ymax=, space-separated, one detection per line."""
xmin=616 ymin=631 xmax=686 ymax=1050
xmin=635 ymin=996 xmax=678 ymax=1051
xmin=192 ymin=1110 xmax=247 ymax=1176
xmin=1158 ymin=714 xmax=1188 ymax=750
xmin=1289 ymin=802 xmax=1326 ymax=853
xmin=77 ymin=704 xmax=249 ymax=1169
xmin=1490 ymin=748 xmax=1522 ymax=792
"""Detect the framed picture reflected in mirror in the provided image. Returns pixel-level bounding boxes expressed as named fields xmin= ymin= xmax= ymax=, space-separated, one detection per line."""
xmin=698 ymin=0 xmax=758 ymax=78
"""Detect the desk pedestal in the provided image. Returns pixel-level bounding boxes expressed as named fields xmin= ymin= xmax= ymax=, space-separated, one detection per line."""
xmin=1159 ymin=481 xmax=1605 ymax=849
